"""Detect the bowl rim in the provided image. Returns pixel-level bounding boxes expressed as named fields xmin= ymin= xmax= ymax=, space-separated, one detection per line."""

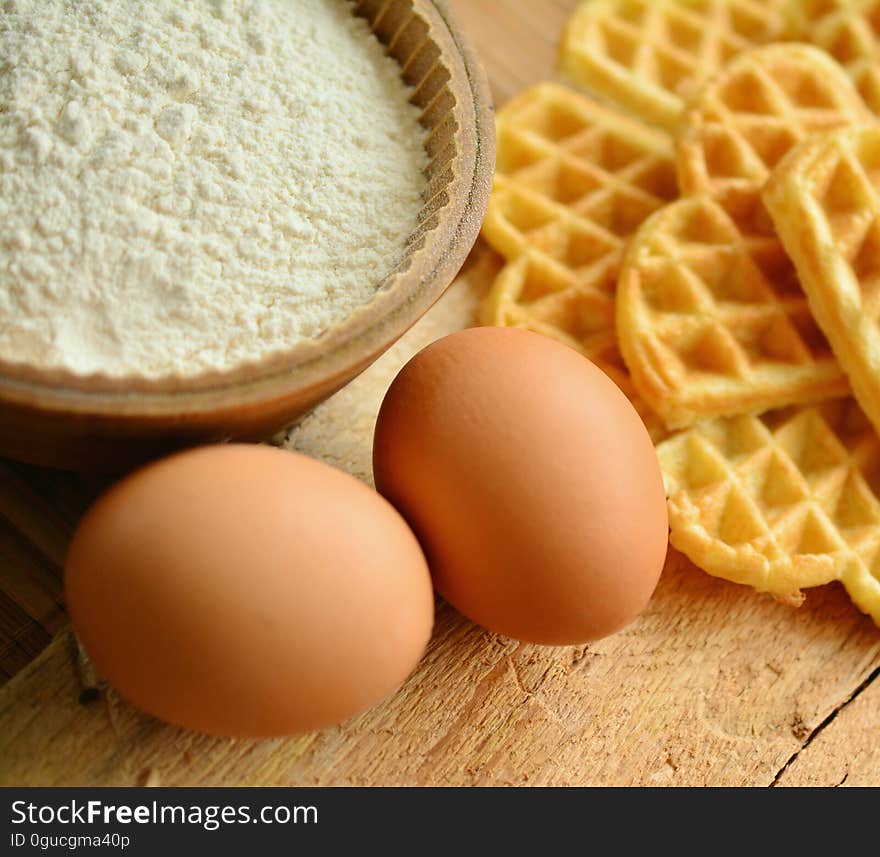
xmin=0 ymin=0 xmax=495 ymax=418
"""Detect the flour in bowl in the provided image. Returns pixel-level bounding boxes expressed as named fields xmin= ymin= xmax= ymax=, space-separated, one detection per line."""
xmin=0 ymin=0 xmax=428 ymax=376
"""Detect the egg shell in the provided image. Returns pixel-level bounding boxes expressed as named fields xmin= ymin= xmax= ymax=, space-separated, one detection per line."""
xmin=65 ymin=444 xmax=434 ymax=737
xmin=373 ymin=327 xmax=668 ymax=645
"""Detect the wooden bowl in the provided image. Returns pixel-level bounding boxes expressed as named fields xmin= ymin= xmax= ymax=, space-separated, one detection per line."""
xmin=0 ymin=0 xmax=494 ymax=472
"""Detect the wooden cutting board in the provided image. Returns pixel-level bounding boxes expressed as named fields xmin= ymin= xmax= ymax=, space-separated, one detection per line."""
xmin=1 ymin=0 xmax=879 ymax=787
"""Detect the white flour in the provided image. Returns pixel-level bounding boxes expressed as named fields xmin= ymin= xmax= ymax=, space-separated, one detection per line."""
xmin=0 ymin=0 xmax=427 ymax=376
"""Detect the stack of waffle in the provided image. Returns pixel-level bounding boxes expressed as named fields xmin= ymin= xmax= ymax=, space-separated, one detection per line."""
xmin=478 ymin=0 xmax=880 ymax=624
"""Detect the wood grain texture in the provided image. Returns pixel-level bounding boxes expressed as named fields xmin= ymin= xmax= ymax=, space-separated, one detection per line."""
xmin=0 ymin=462 xmax=102 ymax=682
xmin=1 ymin=0 xmax=879 ymax=787
xmin=449 ymin=0 xmax=579 ymax=105
xmin=774 ymin=670 xmax=880 ymax=787
xmin=2 ymin=557 xmax=879 ymax=786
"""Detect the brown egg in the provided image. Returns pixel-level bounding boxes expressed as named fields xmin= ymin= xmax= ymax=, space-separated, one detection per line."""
xmin=65 ymin=444 xmax=434 ymax=737
xmin=373 ymin=327 xmax=668 ymax=645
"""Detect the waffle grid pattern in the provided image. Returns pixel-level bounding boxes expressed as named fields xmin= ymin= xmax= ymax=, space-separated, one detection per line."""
xmin=479 ymin=83 xmax=677 ymax=437
xmin=483 ymin=82 xmax=678 ymax=264
xmin=479 ymin=251 xmax=666 ymax=439
xmin=477 ymin=2 xmax=880 ymax=624
xmin=787 ymin=0 xmax=880 ymax=116
xmin=559 ymin=0 xmax=791 ymax=130
xmin=765 ymin=127 xmax=880 ymax=445
xmin=657 ymin=398 xmax=880 ymax=617
xmin=677 ymin=43 xmax=871 ymax=232
xmin=616 ymin=195 xmax=848 ymax=428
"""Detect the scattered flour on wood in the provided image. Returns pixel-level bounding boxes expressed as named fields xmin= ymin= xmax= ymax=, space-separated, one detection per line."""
xmin=0 ymin=0 xmax=427 ymax=376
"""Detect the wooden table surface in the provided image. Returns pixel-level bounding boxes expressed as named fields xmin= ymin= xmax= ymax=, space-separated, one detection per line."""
xmin=2 ymin=0 xmax=879 ymax=787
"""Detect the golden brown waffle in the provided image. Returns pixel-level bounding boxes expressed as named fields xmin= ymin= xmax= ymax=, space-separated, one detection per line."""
xmin=480 ymin=251 xmax=666 ymax=440
xmin=656 ymin=398 xmax=880 ymax=622
xmin=482 ymin=82 xmax=678 ymax=263
xmin=677 ymin=43 xmax=871 ymax=233
xmin=765 ymin=126 xmax=880 ymax=443
xmin=478 ymin=83 xmax=677 ymax=440
xmin=787 ymin=0 xmax=880 ymax=116
xmin=616 ymin=195 xmax=849 ymax=429
xmin=480 ymin=252 xmax=619 ymax=367
xmin=558 ymin=0 xmax=791 ymax=131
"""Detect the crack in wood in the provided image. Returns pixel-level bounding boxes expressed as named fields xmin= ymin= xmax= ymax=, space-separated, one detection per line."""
xmin=770 ymin=664 xmax=880 ymax=787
